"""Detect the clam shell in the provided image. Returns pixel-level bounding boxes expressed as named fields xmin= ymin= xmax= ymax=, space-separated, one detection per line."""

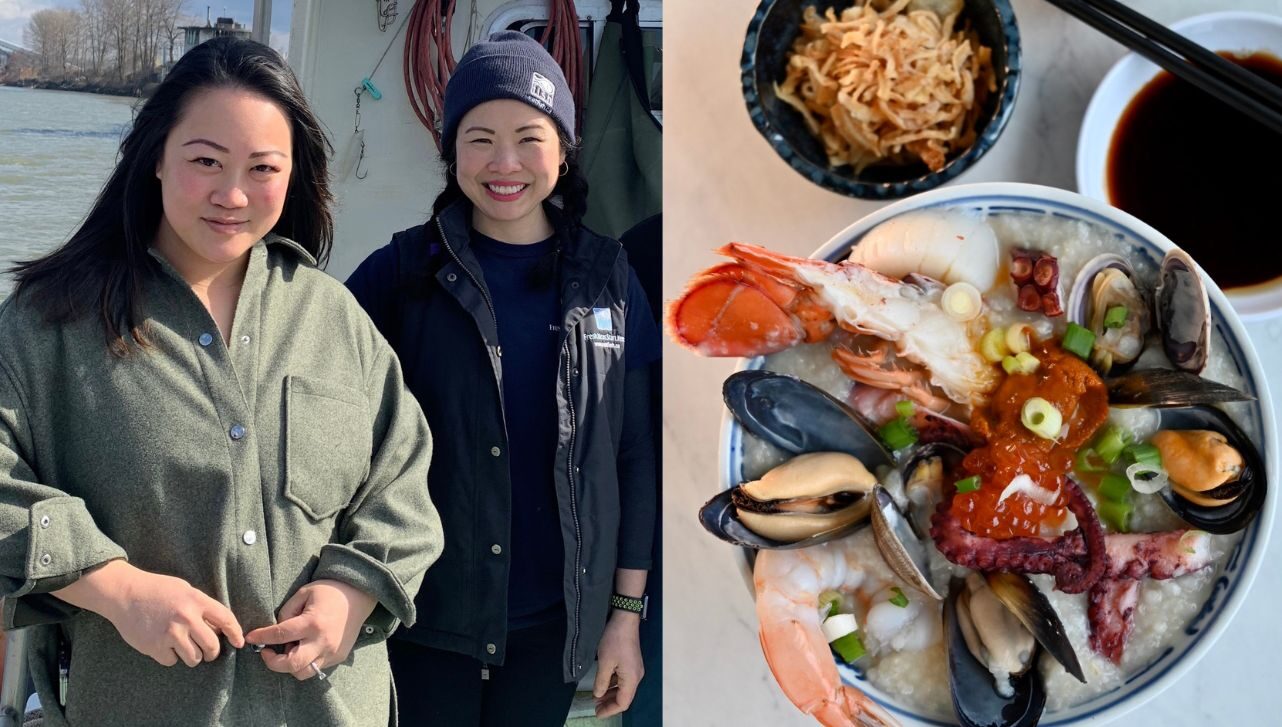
xmin=1155 ymin=249 xmax=1211 ymax=375
xmin=1066 ymin=253 xmax=1149 ymax=374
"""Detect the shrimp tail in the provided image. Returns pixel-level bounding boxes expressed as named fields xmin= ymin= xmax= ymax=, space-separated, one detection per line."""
xmin=757 ymin=590 xmax=900 ymax=727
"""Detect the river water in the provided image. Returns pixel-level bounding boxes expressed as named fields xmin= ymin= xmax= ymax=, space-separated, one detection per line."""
xmin=0 ymin=86 xmax=136 ymax=300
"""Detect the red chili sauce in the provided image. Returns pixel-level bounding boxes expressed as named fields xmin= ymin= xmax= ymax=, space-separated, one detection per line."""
xmin=1107 ymin=52 xmax=1282 ymax=291
xmin=949 ymin=341 xmax=1110 ymax=539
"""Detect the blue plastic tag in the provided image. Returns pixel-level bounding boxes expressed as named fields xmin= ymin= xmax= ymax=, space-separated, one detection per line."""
xmin=362 ymin=77 xmax=382 ymax=100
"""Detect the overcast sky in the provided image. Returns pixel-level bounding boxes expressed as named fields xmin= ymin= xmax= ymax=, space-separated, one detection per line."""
xmin=0 ymin=0 xmax=291 ymax=55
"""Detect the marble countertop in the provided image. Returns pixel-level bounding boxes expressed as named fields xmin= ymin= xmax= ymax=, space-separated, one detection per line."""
xmin=662 ymin=0 xmax=1282 ymax=724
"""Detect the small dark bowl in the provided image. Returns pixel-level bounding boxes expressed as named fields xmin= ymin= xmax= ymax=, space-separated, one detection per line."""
xmin=741 ymin=0 xmax=1022 ymax=199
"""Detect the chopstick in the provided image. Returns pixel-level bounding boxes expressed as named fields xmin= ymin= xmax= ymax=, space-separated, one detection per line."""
xmin=1044 ymin=0 xmax=1282 ymax=135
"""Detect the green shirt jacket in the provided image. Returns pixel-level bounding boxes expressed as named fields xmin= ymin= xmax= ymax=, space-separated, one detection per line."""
xmin=0 ymin=236 xmax=443 ymax=726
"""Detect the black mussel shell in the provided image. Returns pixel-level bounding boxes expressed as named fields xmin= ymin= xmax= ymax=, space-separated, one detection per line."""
xmin=870 ymin=487 xmax=941 ymax=599
xmin=724 ymin=370 xmax=893 ymax=468
xmin=697 ymin=487 xmax=870 ymax=550
xmin=1107 ymin=369 xmax=1252 ymax=409
xmin=945 ymin=578 xmax=1048 ymax=727
xmin=984 ymin=572 xmax=1085 ymax=684
xmin=1157 ymin=406 xmax=1266 ymax=534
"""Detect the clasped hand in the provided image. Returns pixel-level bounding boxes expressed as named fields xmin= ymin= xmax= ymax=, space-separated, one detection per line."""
xmin=54 ymin=561 xmax=375 ymax=679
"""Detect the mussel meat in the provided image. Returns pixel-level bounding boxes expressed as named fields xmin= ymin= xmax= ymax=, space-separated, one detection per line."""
xmin=698 ymin=452 xmax=877 ymax=549
xmin=945 ymin=575 xmax=1047 ymax=727
xmin=1155 ymin=249 xmax=1211 ymax=375
xmin=1152 ymin=406 xmax=1265 ymax=534
xmin=734 ymin=452 xmax=876 ymax=542
xmin=1067 ymin=254 xmax=1149 ymax=375
xmin=723 ymin=369 xmax=893 ymax=468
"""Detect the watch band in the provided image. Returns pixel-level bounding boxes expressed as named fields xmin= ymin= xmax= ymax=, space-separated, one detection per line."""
xmin=610 ymin=593 xmax=648 ymax=620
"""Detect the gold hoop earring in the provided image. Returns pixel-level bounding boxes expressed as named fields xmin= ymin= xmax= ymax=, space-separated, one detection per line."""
xmin=558 ymin=161 xmax=569 ymax=177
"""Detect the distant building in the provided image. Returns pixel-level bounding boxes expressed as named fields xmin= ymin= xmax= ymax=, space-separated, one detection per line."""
xmin=180 ymin=16 xmax=251 ymax=57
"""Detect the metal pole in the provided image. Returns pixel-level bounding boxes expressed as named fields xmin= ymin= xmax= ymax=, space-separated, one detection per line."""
xmin=0 ymin=629 xmax=30 ymax=727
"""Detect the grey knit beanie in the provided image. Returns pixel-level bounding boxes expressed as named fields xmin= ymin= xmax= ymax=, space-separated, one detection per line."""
xmin=442 ymin=31 xmax=575 ymax=148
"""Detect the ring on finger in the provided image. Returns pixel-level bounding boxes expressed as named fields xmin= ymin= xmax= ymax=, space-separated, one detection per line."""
xmin=309 ymin=660 xmax=327 ymax=681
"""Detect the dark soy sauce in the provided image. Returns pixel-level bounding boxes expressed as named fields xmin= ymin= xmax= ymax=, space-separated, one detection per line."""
xmin=1107 ymin=52 xmax=1282 ymax=291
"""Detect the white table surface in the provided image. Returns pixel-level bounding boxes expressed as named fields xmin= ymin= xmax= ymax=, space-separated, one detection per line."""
xmin=661 ymin=1 xmax=1282 ymax=725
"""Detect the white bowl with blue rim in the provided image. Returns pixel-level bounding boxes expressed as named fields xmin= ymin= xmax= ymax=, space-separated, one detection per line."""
xmin=718 ymin=181 xmax=1277 ymax=726
xmin=1076 ymin=11 xmax=1282 ymax=321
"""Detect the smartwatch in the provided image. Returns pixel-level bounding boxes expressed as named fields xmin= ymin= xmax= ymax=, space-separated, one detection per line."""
xmin=609 ymin=592 xmax=649 ymax=620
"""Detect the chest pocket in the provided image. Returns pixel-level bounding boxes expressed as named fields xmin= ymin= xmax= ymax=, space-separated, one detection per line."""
xmin=282 ymin=375 xmax=373 ymax=520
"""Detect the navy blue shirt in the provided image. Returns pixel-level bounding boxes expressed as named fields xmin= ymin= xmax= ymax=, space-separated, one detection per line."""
xmin=472 ymin=231 xmax=565 ymax=627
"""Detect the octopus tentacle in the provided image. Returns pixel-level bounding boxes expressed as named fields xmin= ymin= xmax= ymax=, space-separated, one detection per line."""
xmin=929 ymin=478 xmax=1104 ymax=592
xmin=1048 ymin=478 xmax=1108 ymax=594
xmin=1088 ymin=578 xmax=1139 ymax=663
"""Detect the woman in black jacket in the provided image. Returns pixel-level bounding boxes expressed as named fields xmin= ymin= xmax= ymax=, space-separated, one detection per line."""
xmin=346 ymin=30 xmax=659 ymax=726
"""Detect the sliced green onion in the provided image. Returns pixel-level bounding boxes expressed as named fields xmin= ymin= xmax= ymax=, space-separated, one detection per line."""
xmin=889 ymin=587 xmax=909 ymax=608
xmin=879 ymin=417 xmax=918 ymax=451
xmin=1098 ymin=499 xmax=1133 ymax=533
xmin=1062 ymin=322 xmax=1096 ymax=360
xmin=1006 ymin=323 xmax=1034 ymax=355
xmin=821 ymin=612 xmax=859 ymax=642
xmin=830 ymin=631 xmax=867 ymax=663
xmin=1103 ymin=305 xmax=1129 ymax=329
xmin=980 ymin=328 xmax=1008 ymax=363
xmin=895 ymin=400 xmax=916 ymax=419
xmin=1094 ymin=424 xmax=1131 ymax=465
xmin=818 ymin=589 xmax=844 ymax=619
xmin=1178 ymin=530 xmax=1207 ymax=556
xmin=955 ymin=475 xmax=981 ymax=493
xmin=1021 ymin=397 xmax=1063 ymax=440
xmin=1002 ymin=353 xmax=1039 ymax=375
xmin=1074 ymin=447 xmax=1108 ymax=474
xmin=1098 ymin=473 xmax=1133 ymax=502
xmin=1125 ymin=461 xmax=1169 ymax=495
xmin=1124 ymin=442 xmax=1163 ymax=468
xmin=942 ymin=282 xmax=983 ymax=321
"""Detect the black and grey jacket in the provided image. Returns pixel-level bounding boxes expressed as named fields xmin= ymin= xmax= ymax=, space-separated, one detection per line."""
xmin=346 ymin=199 xmax=656 ymax=682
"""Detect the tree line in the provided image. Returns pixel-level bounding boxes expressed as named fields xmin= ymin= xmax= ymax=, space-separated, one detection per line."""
xmin=22 ymin=0 xmax=188 ymax=84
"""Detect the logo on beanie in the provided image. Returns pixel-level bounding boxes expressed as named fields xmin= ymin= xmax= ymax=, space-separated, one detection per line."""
xmin=529 ymin=72 xmax=555 ymax=108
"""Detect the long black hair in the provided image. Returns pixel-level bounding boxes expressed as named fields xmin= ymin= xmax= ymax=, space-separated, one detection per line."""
xmin=9 ymin=37 xmax=334 ymax=356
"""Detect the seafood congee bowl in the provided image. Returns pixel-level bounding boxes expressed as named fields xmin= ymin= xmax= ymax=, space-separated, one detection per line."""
xmin=742 ymin=0 xmax=1021 ymax=199
xmin=667 ymin=182 xmax=1276 ymax=727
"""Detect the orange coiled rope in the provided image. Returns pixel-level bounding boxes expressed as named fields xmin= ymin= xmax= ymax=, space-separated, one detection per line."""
xmin=546 ymin=0 xmax=584 ymax=137
xmin=403 ymin=0 xmax=583 ymax=152
xmin=403 ymin=0 xmax=457 ymax=152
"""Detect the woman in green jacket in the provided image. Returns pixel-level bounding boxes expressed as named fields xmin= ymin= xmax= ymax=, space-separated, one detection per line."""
xmin=0 ymin=38 xmax=441 ymax=725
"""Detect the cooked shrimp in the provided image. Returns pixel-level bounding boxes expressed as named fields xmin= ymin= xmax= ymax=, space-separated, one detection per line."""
xmin=754 ymin=541 xmax=901 ymax=727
